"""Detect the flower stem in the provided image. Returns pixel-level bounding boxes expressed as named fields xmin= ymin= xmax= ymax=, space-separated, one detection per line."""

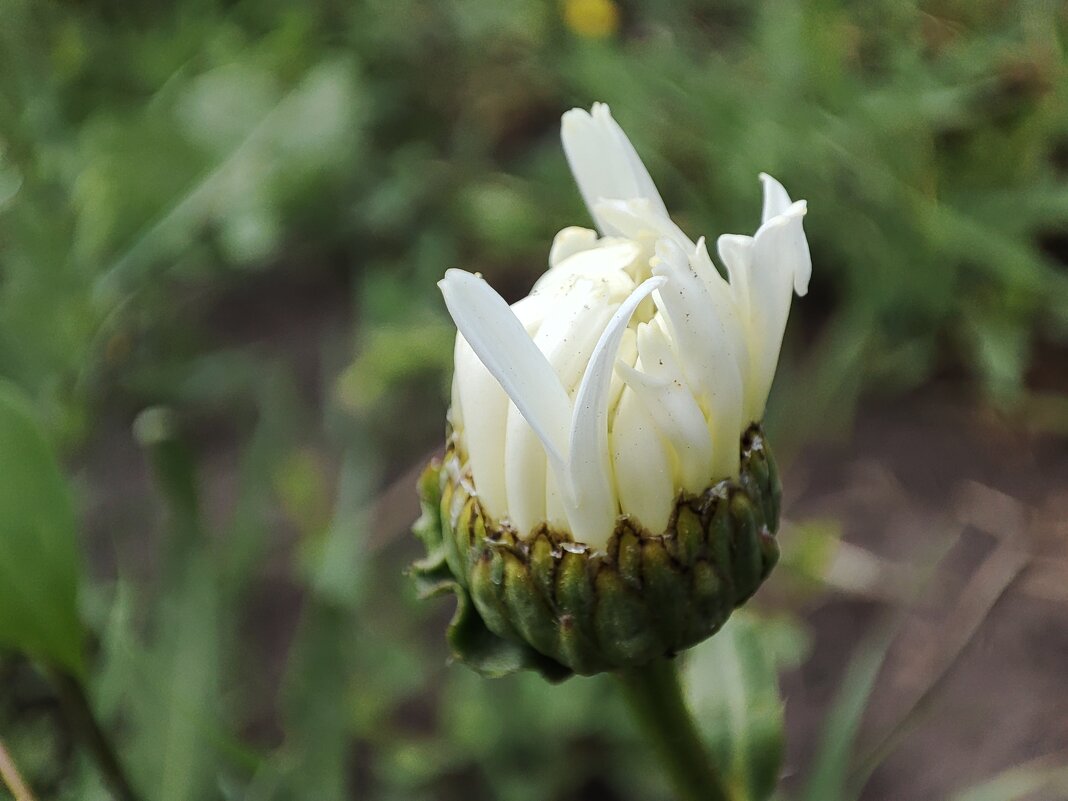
xmin=48 ymin=669 xmax=141 ymax=801
xmin=617 ymin=657 xmax=732 ymax=801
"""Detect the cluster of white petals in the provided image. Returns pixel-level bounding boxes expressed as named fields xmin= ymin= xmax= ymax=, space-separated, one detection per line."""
xmin=440 ymin=103 xmax=811 ymax=550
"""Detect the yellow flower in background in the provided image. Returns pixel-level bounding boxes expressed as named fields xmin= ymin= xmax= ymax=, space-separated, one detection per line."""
xmin=563 ymin=0 xmax=620 ymax=39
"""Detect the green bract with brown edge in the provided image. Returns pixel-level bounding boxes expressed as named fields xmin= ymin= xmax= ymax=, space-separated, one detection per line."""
xmin=411 ymin=425 xmax=781 ymax=680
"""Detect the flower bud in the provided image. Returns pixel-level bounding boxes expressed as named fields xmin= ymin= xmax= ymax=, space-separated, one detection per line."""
xmin=413 ymin=103 xmax=809 ymax=678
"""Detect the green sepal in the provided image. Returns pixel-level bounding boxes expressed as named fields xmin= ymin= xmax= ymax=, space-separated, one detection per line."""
xmin=641 ymin=539 xmax=689 ymax=650
xmin=554 ymin=548 xmax=604 ymax=675
xmin=443 ymin=575 xmax=571 ymax=682
xmin=468 ymin=547 xmax=518 ymax=639
xmin=410 ymin=462 xmax=571 ymax=682
xmin=409 ymin=462 xmax=454 ymax=595
xmin=687 ymin=560 xmax=727 ymax=647
xmin=501 ymin=549 xmax=560 ymax=658
xmin=729 ymin=492 xmax=764 ymax=604
xmin=413 ymin=424 xmax=783 ymax=678
xmin=594 ymin=569 xmax=660 ymax=665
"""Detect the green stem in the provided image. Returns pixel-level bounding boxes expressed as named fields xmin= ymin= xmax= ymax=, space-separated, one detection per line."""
xmin=48 ymin=669 xmax=141 ymax=801
xmin=618 ymin=657 xmax=731 ymax=801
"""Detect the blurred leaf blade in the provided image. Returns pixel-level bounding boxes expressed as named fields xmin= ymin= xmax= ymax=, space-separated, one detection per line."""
xmin=801 ymin=621 xmax=898 ymax=801
xmin=0 ymin=379 xmax=85 ymax=676
xmin=686 ymin=612 xmax=785 ymax=801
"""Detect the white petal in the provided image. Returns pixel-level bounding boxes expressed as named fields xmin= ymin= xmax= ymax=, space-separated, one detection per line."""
xmin=716 ymin=233 xmax=754 ymax=312
xmin=759 ymin=172 xmax=793 ymax=223
xmin=452 ymin=293 xmax=548 ymax=522
xmin=652 ymin=239 xmax=745 ymax=478
xmin=758 ymin=176 xmax=811 ymax=295
xmin=543 ymin=467 xmax=569 ymax=532
xmin=504 ymin=281 xmax=613 ymax=536
xmin=566 ymin=276 xmax=666 ymax=545
xmin=608 ymin=326 xmax=637 ymax=417
xmin=561 ymin=103 xmax=668 ymax=235
xmin=449 ymin=373 xmax=463 ymax=432
xmin=548 ymin=226 xmax=599 ymax=267
xmin=716 ymin=233 xmax=767 ymax=421
xmin=452 ymin=336 xmax=509 ymax=517
xmin=439 ymin=269 xmax=571 ymax=475
xmin=532 ymin=240 xmax=640 ymax=301
xmin=503 ymin=402 xmax=546 ymax=537
xmin=616 ymin=324 xmax=713 ymax=493
xmin=691 ymin=237 xmax=750 ymax=365
xmin=748 ymin=200 xmax=809 ymax=414
xmin=538 ymin=284 xmax=618 ymax=397
xmin=692 ymin=236 xmax=762 ymax=422
xmin=610 ymin=387 xmax=674 ymax=536
xmin=594 ymin=198 xmax=692 ymax=251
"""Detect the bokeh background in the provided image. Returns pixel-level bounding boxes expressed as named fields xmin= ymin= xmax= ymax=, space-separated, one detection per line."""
xmin=2 ymin=1 xmax=1068 ymax=799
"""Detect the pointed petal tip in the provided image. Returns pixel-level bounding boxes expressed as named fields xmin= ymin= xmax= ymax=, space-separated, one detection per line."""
xmin=758 ymin=173 xmax=808 ymax=214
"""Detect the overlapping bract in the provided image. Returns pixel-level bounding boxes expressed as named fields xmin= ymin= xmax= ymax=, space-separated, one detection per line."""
xmin=440 ymin=103 xmax=810 ymax=549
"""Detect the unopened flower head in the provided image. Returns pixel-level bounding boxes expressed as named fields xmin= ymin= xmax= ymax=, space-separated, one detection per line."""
xmin=440 ymin=103 xmax=809 ymax=550
xmin=414 ymin=103 xmax=810 ymax=677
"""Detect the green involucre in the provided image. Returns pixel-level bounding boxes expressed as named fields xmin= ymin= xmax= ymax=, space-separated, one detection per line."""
xmin=411 ymin=425 xmax=781 ymax=680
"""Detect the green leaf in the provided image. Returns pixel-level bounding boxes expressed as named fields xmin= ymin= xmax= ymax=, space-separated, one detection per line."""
xmin=0 ymin=380 xmax=85 ymax=676
xmin=801 ymin=621 xmax=898 ymax=801
xmin=686 ymin=612 xmax=785 ymax=801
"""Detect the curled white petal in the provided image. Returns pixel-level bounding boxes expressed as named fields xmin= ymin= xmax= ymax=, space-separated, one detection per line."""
xmin=439 ymin=269 xmax=571 ymax=474
xmin=566 ymin=275 xmax=666 ymax=544
xmin=561 ymin=103 xmax=667 ymax=236
xmin=506 ymin=280 xmax=615 ymax=534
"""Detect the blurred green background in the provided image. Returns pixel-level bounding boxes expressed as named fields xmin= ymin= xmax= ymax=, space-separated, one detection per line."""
xmin=1 ymin=0 xmax=1067 ymax=799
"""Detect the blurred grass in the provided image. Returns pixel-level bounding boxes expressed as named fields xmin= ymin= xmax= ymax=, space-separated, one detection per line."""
xmin=0 ymin=0 xmax=1067 ymax=799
